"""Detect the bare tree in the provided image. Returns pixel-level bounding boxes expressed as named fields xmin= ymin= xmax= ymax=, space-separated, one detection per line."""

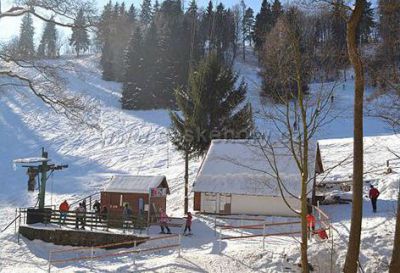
xmin=0 ymin=0 xmax=96 ymax=123
xmin=257 ymin=7 xmax=337 ymax=272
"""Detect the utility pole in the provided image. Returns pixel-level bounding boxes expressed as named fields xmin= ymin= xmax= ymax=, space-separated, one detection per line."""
xmin=38 ymin=148 xmax=48 ymax=210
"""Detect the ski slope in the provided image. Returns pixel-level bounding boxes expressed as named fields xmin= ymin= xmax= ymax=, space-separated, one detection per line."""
xmin=0 ymin=52 xmax=398 ymax=272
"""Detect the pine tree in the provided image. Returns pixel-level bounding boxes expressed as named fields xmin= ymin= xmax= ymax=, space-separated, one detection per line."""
xmin=357 ymin=0 xmax=375 ymax=44
xmin=121 ymin=27 xmax=145 ymax=109
xmin=70 ymin=8 xmax=90 ymax=57
xmin=242 ymin=7 xmax=255 ymax=53
xmin=271 ymin=0 xmax=283 ymax=25
xmin=128 ymin=4 xmax=137 ymax=23
xmin=253 ymin=0 xmax=273 ymax=51
xmin=18 ymin=13 xmax=35 ymax=59
xmin=140 ymin=0 xmax=153 ymax=26
xmin=153 ymin=0 xmax=160 ymax=13
xmin=98 ymin=1 xmax=114 ymax=80
xmin=38 ymin=19 xmax=58 ymax=58
xmin=170 ymin=53 xmax=254 ymax=157
xmin=378 ymin=0 xmax=400 ymax=82
xmin=101 ymin=39 xmax=114 ymax=80
xmin=330 ymin=0 xmax=348 ymax=69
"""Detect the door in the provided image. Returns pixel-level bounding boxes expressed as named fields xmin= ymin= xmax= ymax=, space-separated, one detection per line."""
xmin=202 ymin=193 xmax=217 ymax=213
xmin=138 ymin=198 xmax=144 ymax=215
xmin=219 ymin=194 xmax=231 ymax=214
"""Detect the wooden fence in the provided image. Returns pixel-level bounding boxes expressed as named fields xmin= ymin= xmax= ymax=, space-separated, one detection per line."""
xmin=48 ymin=234 xmax=181 ymax=272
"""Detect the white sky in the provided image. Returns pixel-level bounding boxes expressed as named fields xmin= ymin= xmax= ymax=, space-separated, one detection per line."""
xmin=0 ymin=0 xmax=262 ymax=43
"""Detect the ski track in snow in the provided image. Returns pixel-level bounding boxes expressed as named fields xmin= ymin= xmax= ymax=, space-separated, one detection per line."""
xmin=0 ymin=53 xmax=398 ymax=272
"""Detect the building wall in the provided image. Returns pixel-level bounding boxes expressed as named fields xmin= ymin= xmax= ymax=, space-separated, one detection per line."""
xmin=195 ymin=191 xmax=300 ymax=216
xmin=231 ymin=195 xmax=300 ymax=216
xmin=101 ymin=192 xmax=166 ymax=218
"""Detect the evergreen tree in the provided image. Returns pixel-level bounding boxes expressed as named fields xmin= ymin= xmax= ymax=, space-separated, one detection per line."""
xmin=330 ymin=0 xmax=348 ymax=69
xmin=70 ymin=8 xmax=90 ymax=57
xmin=120 ymin=2 xmax=126 ymax=16
xmin=153 ymin=0 xmax=160 ymax=13
xmin=128 ymin=4 xmax=137 ymax=23
xmin=38 ymin=19 xmax=58 ymax=58
xmin=121 ymin=27 xmax=145 ymax=109
xmin=155 ymin=0 xmax=185 ymax=108
xmin=18 ymin=13 xmax=35 ymax=59
xmin=200 ymin=0 xmax=214 ymax=51
xmin=98 ymin=1 xmax=114 ymax=80
xmin=140 ymin=0 xmax=153 ymax=26
xmin=357 ymin=0 xmax=375 ymax=44
xmin=253 ymin=0 xmax=273 ymax=51
xmin=242 ymin=7 xmax=254 ymax=47
xmin=170 ymin=53 xmax=254 ymax=157
xmin=377 ymin=0 xmax=400 ymax=82
xmin=271 ymin=0 xmax=283 ymax=25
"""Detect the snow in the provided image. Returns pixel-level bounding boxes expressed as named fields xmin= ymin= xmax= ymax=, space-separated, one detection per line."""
xmin=317 ymin=134 xmax=400 ymax=185
xmin=194 ymin=139 xmax=312 ymax=197
xmin=104 ymin=175 xmax=167 ymax=194
xmin=0 ymin=50 xmax=399 ymax=273
xmin=13 ymin=157 xmax=50 ymax=164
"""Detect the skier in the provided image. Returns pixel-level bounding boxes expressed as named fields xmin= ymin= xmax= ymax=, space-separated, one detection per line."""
xmin=122 ymin=204 xmax=132 ymax=231
xmin=369 ymin=185 xmax=380 ymax=213
xmin=183 ymin=211 xmax=193 ymax=235
xmin=59 ymin=200 xmax=69 ymax=224
xmin=306 ymin=213 xmax=316 ymax=238
xmin=101 ymin=206 xmax=108 ymax=222
xmin=159 ymin=208 xmax=171 ymax=234
xmin=75 ymin=203 xmax=86 ymax=230
xmin=93 ymin=200 xmax=101 ymax=222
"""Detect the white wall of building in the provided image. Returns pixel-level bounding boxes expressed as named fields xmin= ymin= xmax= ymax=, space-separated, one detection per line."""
xmin=231 ymin=195 xmax=300 ymax=216
xmin=199 ymin=192 xmax=300 ymax=216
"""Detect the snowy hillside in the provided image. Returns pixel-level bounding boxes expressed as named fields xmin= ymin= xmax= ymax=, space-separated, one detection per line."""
xmin=0 ymin=53 xmax=399 ymax=272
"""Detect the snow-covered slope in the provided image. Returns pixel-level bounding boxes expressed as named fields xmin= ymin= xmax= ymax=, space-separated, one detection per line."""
xmin=0 ymin=53 xmax=398 ymax=273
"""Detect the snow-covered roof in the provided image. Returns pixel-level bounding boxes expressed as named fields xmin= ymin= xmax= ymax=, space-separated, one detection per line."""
xmin=316 ymin=134 xmax=400 ymax=184
xmin=104 ymin=175 xmax=169 ymax=194
xmin=193 ymin=139 xmax=315 ymax=197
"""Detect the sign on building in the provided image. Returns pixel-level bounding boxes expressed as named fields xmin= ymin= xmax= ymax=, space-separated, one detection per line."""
xmin=150 ymin=188 xmax=167 ymax=197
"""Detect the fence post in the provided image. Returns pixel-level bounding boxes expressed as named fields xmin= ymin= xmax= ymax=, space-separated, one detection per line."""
xmin=262 ymin=223 xmax=266 ymax=250
xmin=240 ymin=216 xmax=243 ymax=237
xmin=90 ymin=246 xmax=94 ymax=271
xmin=218 ymin=228 xmax=222 ymax=254
xmin=330 ymin=232 xmax=334 ymax=273
xmin=14 ymin=208 xmax=17 ymax=234
xmin=177 ymin=235 xmax=182 ymax=258
xmin=132 ymin=241 xmax=137 ymax=267
xmin=48 ymin=251 xmax=52 ymax=273
xmin=214 ymin=215 xmax=217 ymax=236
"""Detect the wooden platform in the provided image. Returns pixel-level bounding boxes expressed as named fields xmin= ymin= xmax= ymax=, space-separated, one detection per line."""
xmin=19 ymin=225 xmax=149 ymax=248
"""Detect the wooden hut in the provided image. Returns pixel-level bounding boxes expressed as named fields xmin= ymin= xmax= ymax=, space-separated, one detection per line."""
xmin=101 ymin=175 xmax=170 ymax=221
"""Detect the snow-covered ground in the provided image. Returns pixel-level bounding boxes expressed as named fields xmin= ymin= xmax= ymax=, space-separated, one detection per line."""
xmin=0 ymin=52 xmax=398 ymax=272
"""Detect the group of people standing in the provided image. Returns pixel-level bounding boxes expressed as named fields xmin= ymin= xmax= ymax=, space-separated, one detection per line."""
xmin=58 ymin=199 xmax=108 ymax=230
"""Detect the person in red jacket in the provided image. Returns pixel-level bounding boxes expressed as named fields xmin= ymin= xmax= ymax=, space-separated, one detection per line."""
xmin=59 ymin=200 xmax=70 ymax=224
xmin=369 ymin=185 xmax=380 ymax=213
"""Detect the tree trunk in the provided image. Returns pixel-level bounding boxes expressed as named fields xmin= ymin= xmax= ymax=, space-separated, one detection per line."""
xmin=343 ymin=1 xmax=365 ymax=273
xmin=294 ymin=22 xmax=309 ymax=273
xmin=389 ymin=185 xmax=400 ymax=273
xmin=184 ymin=150 xmax=189 ymax=214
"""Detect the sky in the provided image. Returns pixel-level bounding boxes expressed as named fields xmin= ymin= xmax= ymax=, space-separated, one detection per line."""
xmin=0 ymin=0 xmax=262 ymax=43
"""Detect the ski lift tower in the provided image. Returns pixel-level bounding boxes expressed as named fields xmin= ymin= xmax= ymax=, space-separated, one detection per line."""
xmin=13 ymin=148 xmax=68 ymax=211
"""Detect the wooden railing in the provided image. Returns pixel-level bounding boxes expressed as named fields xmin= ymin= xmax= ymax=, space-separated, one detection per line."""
xmin=19 ymin=209 xmax=148 ymax=232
